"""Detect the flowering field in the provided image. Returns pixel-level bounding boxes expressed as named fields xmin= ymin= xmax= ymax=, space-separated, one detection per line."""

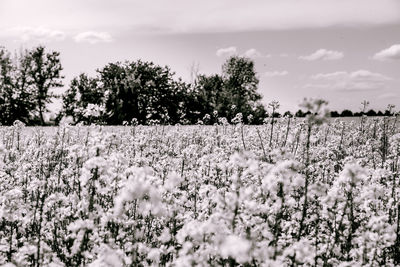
xmin=1 ymin=112 xmax=400 ymax=266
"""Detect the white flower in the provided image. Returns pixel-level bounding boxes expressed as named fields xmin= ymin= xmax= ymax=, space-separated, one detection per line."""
xmin=0 ymin=143 xmax=5 ymax=153
xmin=159 ymin=228 xmax=171 ymax=243
xmin=60 ymin=116 xmax=74 ymax=126
xmin=164 ymin=172 xmax=183 ymax=191
xmin=88 ymin=244 xmax=126 ymax=267
xmin=147 ymin=248 xmax=161 ymax=264
xmin=220 ymin=235 xmax=251 ymax=263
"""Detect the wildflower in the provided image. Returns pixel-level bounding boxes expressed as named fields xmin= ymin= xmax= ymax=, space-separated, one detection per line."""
xmin=231 ymin=113 xmax=243 ymax=124
xmin=299 ymin=98 xmax=330 ymax=125
xmin=247 ymin=114 xmax=253 ymax=123
xmin=88 ymin=244 xmax=126 ymax=267
xmin=164 ymin=172 xmax=183 ymax=191
xmin=0 ymin=143 xmax=5 ymax=153
xmin=220 ymin=235 xmax=251 ymax=263
xmin=59 ymin=116 xmax=74 ymax=126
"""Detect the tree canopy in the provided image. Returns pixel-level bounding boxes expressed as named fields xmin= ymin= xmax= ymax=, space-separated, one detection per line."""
xmin=60 ymin=55 xmax=268 ymax=125
xmin=0 ymin=46 xmax=63 ymax=125
xmin=0 ymin=46 xmax=397 ymax=126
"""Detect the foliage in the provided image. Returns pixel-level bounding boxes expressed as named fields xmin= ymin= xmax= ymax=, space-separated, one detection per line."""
xmin=2 ymin=45 xmax=392 ymax=126
xmin=99 ymin=61 xmax=189 ymax=125
xmin=0 ymin=46 xmax=63 ymax=126
xmin=189 ymin=56 xmax=267 ymax=125
xmin=0 ymin=48 xmax=35 ymax=125
xmin=222 ymin=56 xmax=263 ymax=122
xmin=61 ymin=73 xmax=105 ymax=124
xmin=26 ymin=46 xmax=64 ymax=125
xmin=60 ymin=56 xmax=268 ymax=125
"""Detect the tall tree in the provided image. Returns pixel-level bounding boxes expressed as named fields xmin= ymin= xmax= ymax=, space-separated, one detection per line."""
xmin=0 ymin=48 xmax=35 ymax=125
xmin=13 ymin=49 xmax=36 ymax=124
xmin=0 ymin=47 xmax=15 ymax=125
xmin=27 ymin=46 xmax=63 ymax=125
xmin=190 ymin=74 xmax=225 ymax=123
xmin=222 ymin=56 xmax=263 ymax=122
xmin=99 ymin=60 xmax=188 ymax=125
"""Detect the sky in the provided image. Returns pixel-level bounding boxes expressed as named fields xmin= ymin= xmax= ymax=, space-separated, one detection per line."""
xmin=0 ymin=0 xmax=400 ymax=112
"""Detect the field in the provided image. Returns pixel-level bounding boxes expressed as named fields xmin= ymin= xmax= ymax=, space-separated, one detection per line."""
xmin=1 ymin=116 xmax=400 ymax=266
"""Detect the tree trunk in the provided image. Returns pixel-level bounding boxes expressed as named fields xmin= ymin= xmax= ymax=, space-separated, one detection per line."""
xmin=38 ymin=102 xmax=45 ymax=126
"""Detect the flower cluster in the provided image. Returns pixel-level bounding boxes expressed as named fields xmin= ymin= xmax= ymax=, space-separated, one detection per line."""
xmin=0 ymin=113 xmax=399 ymax=266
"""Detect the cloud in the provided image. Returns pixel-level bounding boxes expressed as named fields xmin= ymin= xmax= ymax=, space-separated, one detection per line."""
xmin=299 ymin=49 xmax=344 ymax=61
xmin=312 ymin=70 xmax=391 ymax=82
xmin=378 ymin=93 xmax=399 ymax=99
xmin=1 ymin=0 xmax=399 ymax=34
xmin=216 ymin=46 xmax=237 ymax=57
xmin=311 ymin=71 xmax=347 ymax=80
xmin=74 ymin=31 xmax=113 ymax=44
xmin=217 ymin=47 xmax=271 ymax=58
xmin=349 ymin=70 xmax=392 ymax=81
xmin=308 ymin=70 xmax=392 ymax=91
xmin=373 ymin=44 xmax=400 ymax=61
xmin=3 ymin=26 xmax=66 ymax=42
xmin=264 ymin=71 xmax=289 ymax=77
xmin=243 ymin=48 xmax=261 ymax=58
xmin=243 ymin=48 xmax=271 ymax=58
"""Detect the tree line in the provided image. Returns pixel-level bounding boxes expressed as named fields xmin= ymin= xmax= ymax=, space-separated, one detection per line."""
xmin=0 ymin=46 xmax=396 ymax=126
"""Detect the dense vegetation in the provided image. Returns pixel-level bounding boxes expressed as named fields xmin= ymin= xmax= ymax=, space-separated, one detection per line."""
xmin=0 ymin=99 xmax=400 ymax=266
xmin=0 ymin=46 xmax=396 ymax=126
xmin=0 ymin=46 xmax=267 ymax=126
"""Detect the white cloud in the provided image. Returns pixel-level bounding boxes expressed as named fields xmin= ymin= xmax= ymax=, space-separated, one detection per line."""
xmin=299 ymin=49 xmax=344 ymax=61
xmin=378 ymin=93 xmax=399 ymax=99
xmin=74 ymin=31 xmax=113 ymax=44
xmin=311 ymin=71 xmax=347 ymax=80
xmin=349 ymin=70 xmax=392 ymax=81
xmin=243 ymin=48 xmax=271 ymax=58
xmin=308 ymin=70 xmax=392 ymax=91
xmin=1 ymin=0 xmax=399 ymax=34
xmin=264 ymin=70 xmax=289 ymax=77
xmin=242 ymin=48 xmax=260 ymax=58
xmin=216 ymin=46 xmax=237 ymax=57
xmin=303 ymin=83 xmax=332 ymax=89
xmin=373 ymin=44 xmax=400 ymax=61
xmin=3 ymin=26 xmax=66 ymax=42
xmin=312 ymin=70 xmax=391 ymax=82
xmin=243 ymin=48 xmax=261 ymax=58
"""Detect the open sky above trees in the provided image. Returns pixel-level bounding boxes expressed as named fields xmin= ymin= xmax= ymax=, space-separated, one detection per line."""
xmin=0 ymin=0 xmax=400 ymax=112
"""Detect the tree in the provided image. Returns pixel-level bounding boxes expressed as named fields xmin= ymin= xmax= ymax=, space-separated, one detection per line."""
xmin=26 ymin=46 xmax=63 ymax=125
xmin=330 ymin=111 xmax=340 ymax=117
xmin=14 ymin=50 xmax=37 ymax=124
xmin=61 ymin=73 xmax=104 ymax=124
xmin=98 ymin=60 xmax=189 ymax=125
xmin=295 ymin=109 xmax=306 ymax=118
xmin=0 ymin=47 xmax=36 ymax=125
xmin=252 ymin=103 xmax=268 ymax=124
xmin=340 ymin=109 xmax=353 ymax=117
xmin=190 ymin=74 xmax=225 ymax=124
xmin=366 ymin=109 xmax=377 ymax=117
xmin=283 ymin=111 xmax=293 ymax=118
xmin=222 ymin=56 xmax=263 ymax=122
xmin=191 ymin=57 xmax=267 ymax=124
xmin=0 ymin=47 xmax=15 ymax=125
